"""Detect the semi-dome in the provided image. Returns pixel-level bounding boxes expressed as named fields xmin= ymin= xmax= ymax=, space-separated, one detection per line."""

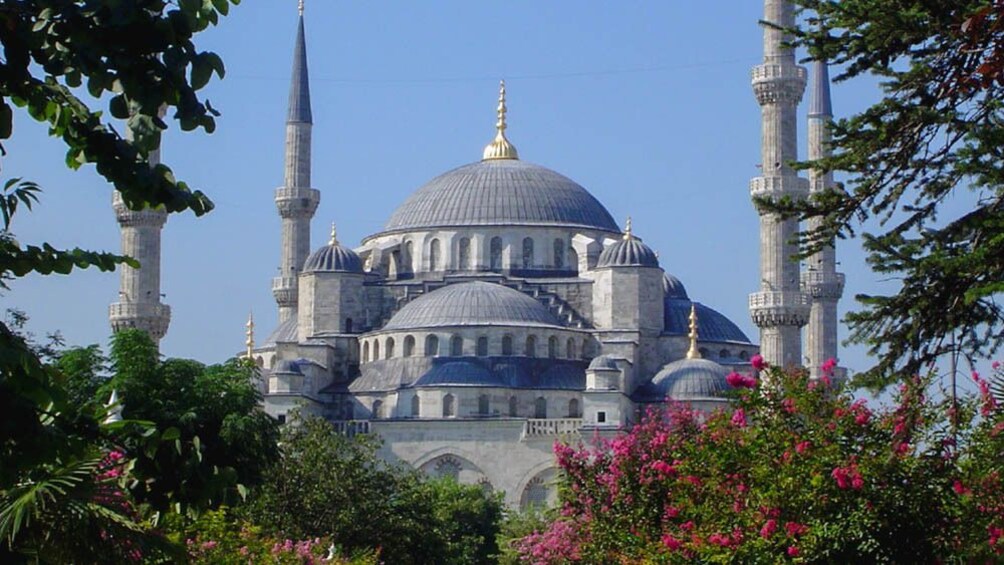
xmin=597 ymin=236 xmax=659 ymax=268
xmin=377 ymin=159 xmax=619 ymax=234
xmin=414 ymin=361 xmax=507 ymax=388
xmin=303 ymin=225 xmax=363 ymax=273
xmin=641 ymin=358 xmax=729 ymax=401
xmin=663 ymin=273 xmax=689 ymax=300
xmin=587 ymin=355 xmax=620 ymax=371
xmin=383 ymin=281 xmax=562 ymax=330
xmin=664 ymin=299 xmax=751 ymax=344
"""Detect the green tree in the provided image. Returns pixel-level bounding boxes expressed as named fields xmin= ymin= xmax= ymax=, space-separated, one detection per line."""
xmin=783 ymin=1 xmax=1004 ymax=387
xmin=53 ymin=344 xmax=106 ymax=407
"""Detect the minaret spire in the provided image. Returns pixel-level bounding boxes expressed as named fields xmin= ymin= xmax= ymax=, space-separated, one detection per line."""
xmin=802 ymin=60 xmax=845 ymax=378
xmin=749 ymin=0 xmax=811 ymax=367
xmin=273 ymin=6 xmax=320 ymax=324
xmin=245 ymin=311 xmax=255 ymax=359
xmin=482 ymin=80 xmax=519 ymax=160
xmin=686 ymin=304 xmax=701 ymax=360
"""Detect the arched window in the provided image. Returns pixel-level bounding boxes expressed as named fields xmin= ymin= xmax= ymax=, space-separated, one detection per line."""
xmin=477 ymin=336 xmax=489 ymax=356
xmin=411 ymin=394 xmax=420 ymax=417
xmin=553 ymin=239 xmax=565 ymax=269
xmin=581 ymin=338 xmax=591 ymax=359
xmin=568 ymin=398 xmax=580 ymax=418
xmin=502 ymin=335 xmax=514 ymax=356
xmin=372 ymin=399 xmax=383 ymax=419
xmin=385 ymin=337 xmax=395 ymax=359
xmin=522 ymin=237 xmax=534 ymax=269
xmin=362 ymin=341 xmax=370 ymax=363
xmin=534 ymin=397 xmax=547 ymax=418
xmin=568 ymin=247 xmax=579 ymax=272
xmin=490 ymin=237 xmax=503 ymax=271
xmin=404 ymin=335 xmax=415 ymax=357
xmin=699 ymin=347 xmax=709 ymax=358
xmin=443 ymin=393 xmax=455 ymax=418
xmin=548 ymin=336 xmax=558 ymax=358
xmin=525 ymin=335 xmax=537 ymax=357
xmin=404 ymin=240 xmax=414 ymax=272
xmin=425 ymin=334 xmax=440 ymax=356
xmin=429 ymin=238 xmax=441 ymax=271
xmin=720 ymin=349 xmax=731 ymax=359
xmin=478 ymin=394 xmax=490 ymax=415
xmin=343 ymin=400 xmax=354 ymax=420
xmin=450 ymin=335 xmax=463 ymax=356
xmin=739 ymin=350 xmax=750 ymax=361
xmin=372 ymin=340 xmax=380 ymax=360
xmin=458 ymin=237 xmax=471 ymax=270
xmin=345 ymin=318 xmax=353 ymax=333
xmin=566 ymin=338 xmax=576 ymax=359
xmin=509 ymin=396 xmax=518 ymax=417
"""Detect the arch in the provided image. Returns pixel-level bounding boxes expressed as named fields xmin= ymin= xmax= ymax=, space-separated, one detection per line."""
xmin=362 ymin=341 xmax=370 ymax=363
xmin=478 ymin=394 xmax=490 ymax=415
xmin=699 ymin=347 xmax=709 ymax=358
xmin=425 ymin=334 xmax=440 ymax=356
xmin=372 ymin=340 xmax=380 ymax=361
xmin=519 ymin=468 xmax=557 ymax=510
xmin=429 ymin=238 xmax=441 ymax=271
xmin=458 ymin=237 xmax=471 ymax=270
xmin=372 ymin=399 xmax=383 ymax=419
xmin=502 ymin=335 xmax=514 ymax=356
xmin=568 ymin=398 xmax=580 ymax=418
xmin=490 ymin=237 xmax=503 ymax=271
xmin=403 ymin=240 xmax=414 ymax=272
xmin=345 ymin=317 xmax=353 ymax=333
xmin=548 ymin=336 xmax=558 ymax=358
xmin=443 ymin=393 xmax=456 ymax=418
xmin=411 ymin=394 xmax=420 ymax=417
xmin=404 ymin=335 xmax=416 ymax=357
xmin=739 ymin=350 xmax=750 ymax=361
xmin=720 ymin=349 xmax=731 ymax=359
xmin=255 ymin=356 xmax=264 ymax=367
xmin=566 ymin=338 xmax=576 ymax=359
xmin=522 ymin=237 xmax=534 ymax=269
xmin=450 ymin=335 xmax=463 ymax=356
xmin=534 ymin=396 xmax=547 ymax=418
xmin=553 ymin=238 xmax=565 ymax=269
xmin=568 ymin=246 xmax=579 ymax=273
xmin=581 ymin=338 xmax=591 ymax=359
xmin=509 ymin=395 xmax=518 ymax=417
xmin=477 ymin=336 xmax=489 ymax=357
xmin=525 ymin=335 xmax=537 ymax=358
xmin=385 ymin=337 xmax=395 ymax=359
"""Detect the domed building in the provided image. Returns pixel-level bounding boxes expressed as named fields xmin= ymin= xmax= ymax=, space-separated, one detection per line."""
xmin=252 ymin=10 xmax=760 ymax=508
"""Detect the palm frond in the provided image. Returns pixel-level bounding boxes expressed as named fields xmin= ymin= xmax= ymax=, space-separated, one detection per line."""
xmin=0 ymin=454 xmax=100 ymax=545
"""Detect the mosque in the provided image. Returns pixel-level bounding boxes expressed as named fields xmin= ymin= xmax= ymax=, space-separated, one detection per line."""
xmin=109 ymin=1 xmax=843 ymax=508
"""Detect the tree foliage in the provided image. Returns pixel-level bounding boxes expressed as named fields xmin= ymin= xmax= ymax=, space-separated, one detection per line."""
xmin=783 ymin=1 xmax=1004 ymax=387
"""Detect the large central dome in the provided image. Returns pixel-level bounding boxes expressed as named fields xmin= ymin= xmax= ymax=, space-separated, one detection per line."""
xmin=379 ymin=159 xmax=620 ymax=234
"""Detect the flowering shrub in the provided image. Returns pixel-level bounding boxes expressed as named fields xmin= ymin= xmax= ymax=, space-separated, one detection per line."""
xmin=518 ymin=361 xmax=1004 ymax=563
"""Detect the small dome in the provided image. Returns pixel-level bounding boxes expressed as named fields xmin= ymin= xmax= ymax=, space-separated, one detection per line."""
xmin=383 ymin=281 xmax=562 ymax=330
xmin=663 ymin=273 xmax=689 ymax=300
xmin=273 ymin=359 xmax=302 ymax=375
xmin=664 ymin=299 xmax=751 ymax=344
xmin=643 ymin=358 xmax=729 ymax=401
xmin=587 ymin=355 xmax=620 ymax=371
xmin=303 ymin=243 xmax=363 ymax=273
xmin=597 ymin=237 xmax=659 ymax=268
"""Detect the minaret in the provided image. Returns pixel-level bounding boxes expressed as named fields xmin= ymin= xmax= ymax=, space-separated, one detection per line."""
xmin=802 ymin=61 xmax=845 ymax=377
xmin=749 ymin=0 xmax=810 ymax=367
xmin=109 ymin=116 xmax=170 ymax=344
xmin=273 ymin=0 xmax=320 ymax=324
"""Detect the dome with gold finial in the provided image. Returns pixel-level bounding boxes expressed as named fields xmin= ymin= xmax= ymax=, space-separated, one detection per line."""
xmin=596 ymin=217 xmax=660 ymax=268
xmin=303 ymin=223 xmax=364 ymax=273
xmin=482 ymin=80 xmax=518 ymax=161
xmin=639 ymin=305 xmax=731 ymax=402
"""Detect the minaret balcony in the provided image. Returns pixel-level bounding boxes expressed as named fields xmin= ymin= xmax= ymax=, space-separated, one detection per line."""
xmin=750 ymin=176 xmax=810 ymax=202
xmin=749 ymin=291 xmax=810 ymax=327
xmin=274 ymin=187 xmax=320 ymax=218
xmin=800 ymin=271 xmax=846 ymax=299
xmin=109 ymin=302 xmax=171 ymax=338
xmin=751 ymin=63 xmax=807 ymax=105
xmin=272 ymin=276 xmax=298 ymax=307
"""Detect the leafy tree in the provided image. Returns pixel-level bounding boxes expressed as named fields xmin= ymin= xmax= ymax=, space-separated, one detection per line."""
xmin=781 ymin=1 xmax=1004 ymax=387
xmin=53 ymin=343 xmax=106 ymax=407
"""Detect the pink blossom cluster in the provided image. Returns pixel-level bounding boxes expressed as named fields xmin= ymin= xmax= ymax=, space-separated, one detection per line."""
xmin=831 ymin=463 xmax=864 ymax=490
xmin=726 ymin=372 xmax=757 ymax=389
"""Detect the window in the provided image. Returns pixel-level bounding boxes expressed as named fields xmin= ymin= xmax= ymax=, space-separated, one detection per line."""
xmin=372 ymin=340 xmax=380 ymax=360
xmin=568 ymin=398 xmax=580 ymax=418
xmin=345 ymin=317 xmax=353 ymax=333
xmin=458 ymin=237 xmax=471 ymax=270
xmin=435 ymin=456 xmax=461 ymax=479
xmin=509 ymin=396 xmax=518 ymax=417
xmin=385 ymin=337 xmax=395 ymax=359
xmin=425 ymin=335 xmax=440 ymax=356
xmin=443 ymin=393 xmax=455 ymax=418
xmin=525 ymin=335 xmax=537 ymax=357
xmin=548 ymin=336 xmax=558 ymax=358
xmin=699 ymin=347 xmax=709 ymax=358
xmin=362 ymin=341 xmax=369 ymax=363
xmin=566 ymin=338 xmax=576 ymax=359
xmin=450 ymin=335 xmax=463 ymax=356
xmin=523 ymin=477 xmax=550 ymax=509
xmin=477 ymin=336 xmax=489 ymax=357
xmin=581 ymin=338 xmax=591 ymax=359
xmin=739 ymin=350 xmax=750 ymax=361
xmin=404 ymin=335 xmax=415 ymax=357
xmin=429 ymin=238 xmax=441 ymax=271
xmin=553 ymin=239 xmax=565 ymax=269
xmin=343 ymin=400 xmax=354 ymax=420
xmin=478 ymin=394 xmax=489 ymax=415
xmin=720 ymin=349 xmax=731 ymax=359
xmin=490 ymin=237 xmax=503 ymax=271
xmin=568 ymin=246 xmax=578 ymax=272
xmin=404 ymin=241 xmax=414 ymax=272
xmin=534 ymin=397 xmax=547 ymax=418
xmin=522 ymin=237 xmax=534 ymax=269
xmin=372 ymin=399 xmax=383 ymax=419
xmin=502 ymin=335 xmax=513 ymax=356
xmin=411 ymin=394 xmax=420 ymax=417
xmin=597 ymin=411 xmax=607 ymax=423
xmin=277 ymin=413 xmax=287 ymax=424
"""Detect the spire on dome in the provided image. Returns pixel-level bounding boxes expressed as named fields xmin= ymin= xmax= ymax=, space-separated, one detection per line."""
xmin=623 ymin=216 xmax=633 ymax=240
xmin=808 ymin=60 xmax=833 ymax=118
xmin=245 ymin=311 xmax=255 ymax=359
xmin=686 ymin=303 xmax=701 ymax=360
xmin=287 ymin=5 xmax=312 ymax=124
xmin=482 ymin=80 xmax=519 ymax=160
xmin=328 ymin=222 xmax=339 ymax=246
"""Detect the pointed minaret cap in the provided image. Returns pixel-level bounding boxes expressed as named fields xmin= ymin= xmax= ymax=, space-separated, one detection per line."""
xmin=482 ymin=80 xmax=519 ymax=160
xmin=808 ymin=60 xmax=833 ymax=118
xmin=287 ymin=2 xmax=312 ymax=124
xmin=328 ymin=222 xmax=339 ymax=246
xmin=245 ymin=311 xmax=255 ymax=359
xmin=686 ymin=303 xmax=701 ymax=360
xmin=104 ymin=390 xmax=123 ymax=424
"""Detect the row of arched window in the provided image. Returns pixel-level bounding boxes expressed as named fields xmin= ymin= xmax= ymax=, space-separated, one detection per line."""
xmin=361 ymin=334 xmax=589 ymax=363
xmin=398 ymin=394 xmax=579 ymax=419
xmin=404 ymin=236 xmax=574 ymax=272
xmin=697 ymin=347 xmax=750 ymax=361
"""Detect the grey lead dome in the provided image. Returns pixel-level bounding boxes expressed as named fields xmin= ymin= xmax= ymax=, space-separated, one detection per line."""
xmin=642 ymin=358 xmax=730 ymax=401
xmin=303 ymin=242 xmax=363 ymax=273
xmin=384 ymin=281 xmax=562 ymax=330
xmin=597 ymin=237 xmax=660 ymax=268
xmin=379 ymin=159 xmax=620 ymax=234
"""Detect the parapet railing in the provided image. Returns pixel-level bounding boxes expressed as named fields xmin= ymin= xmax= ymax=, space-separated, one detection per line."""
xmin=521 ymin=418 xmax=582 ymax=439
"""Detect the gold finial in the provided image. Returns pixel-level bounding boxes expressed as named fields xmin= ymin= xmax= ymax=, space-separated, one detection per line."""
xmin=298 ymin=0 xmax=304 ymax=16
xmin=482 ymin=80 xmax=519 ymax=160
xmin=686 ymin=303 xmax=701 ymax=360
xmin=245 ymin=311 xmax=255 ymax=359
xmin=623 ymin=217 xmax=633 ymax=240
xmin=329 ymin=222 xmax=339 ymax=246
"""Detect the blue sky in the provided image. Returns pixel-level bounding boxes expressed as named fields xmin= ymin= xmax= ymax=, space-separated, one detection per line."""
xmin=1 ymin=2 xmax=972 ymax=390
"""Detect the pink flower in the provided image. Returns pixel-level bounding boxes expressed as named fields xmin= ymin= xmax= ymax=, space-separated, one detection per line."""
xmin=760 ymin=519 xmax=778 ymax=539
xmin=726 ymin=372 xmax=757 ymax=389
xmin=731 ymin=408 xmax=748 ymax=428
xmin=953 ymin=480 xmax=971 ymax=495
xmin=821 ymin=357 xmax=837 ymax=374
xmin=661 ymin=534 xmax=682 ymax=551
xmin=993 ymin=361 xmax=1001 ymax=370
xmin=795 ymin=440 xmax=811 ymax=454
xmin=781 ymin=398 xmax=796 ymax=414
xmin=785 ymin=522 xmax=809 ymax=537
xmin=750 ymin=354 xmax=767 ymax=371
xmin=787 ymin=545 xmax=800 ymax=557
